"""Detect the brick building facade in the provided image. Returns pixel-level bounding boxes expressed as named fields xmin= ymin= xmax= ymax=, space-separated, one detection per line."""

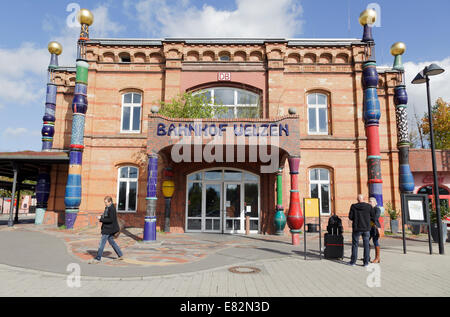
xmin=42 ymin=38 xmax=404 ymax=234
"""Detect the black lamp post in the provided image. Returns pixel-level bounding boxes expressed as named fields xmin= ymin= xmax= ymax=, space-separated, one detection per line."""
xmin=412 ymin=63 xmax=446 ymax=254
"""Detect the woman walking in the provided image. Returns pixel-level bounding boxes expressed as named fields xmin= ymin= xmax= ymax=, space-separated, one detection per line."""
xmin=369 ymin=197 xmax=381 ymax=263
xmin=89 ymin=196 xmax=123 ymax=263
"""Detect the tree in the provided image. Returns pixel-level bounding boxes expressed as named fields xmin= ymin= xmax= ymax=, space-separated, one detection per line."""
xmin=420 ymin=98 xmax=450 ymax=149
xmin=408 ymin=128 xmax=421 ymax=149
xmin=410 ymin=105 xmax=425 ymax=149
xmin=158 ymin=92 xmax=226 ymax=119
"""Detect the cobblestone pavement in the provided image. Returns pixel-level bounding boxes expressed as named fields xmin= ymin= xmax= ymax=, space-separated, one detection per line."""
xmin=0 ymin=220 xmax=449 ymax=297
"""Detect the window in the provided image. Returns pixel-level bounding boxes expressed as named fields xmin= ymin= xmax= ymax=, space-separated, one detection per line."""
xmin=117 ymin=166 xmax=138 ymax=212
xmin=219 ymin=55 xmax=230 ymax=61
xmin=121 ymin=92 xmax=142 ymax=133
xmin=194 ymin=87 xmax=260 ymax=119
xmin=119 ymin=53 xmax=131 ymax=63
xmin=309 ymin=168 xmax=331 ymax=215
xmin=307 ymin=93 xmax=328 ymax=134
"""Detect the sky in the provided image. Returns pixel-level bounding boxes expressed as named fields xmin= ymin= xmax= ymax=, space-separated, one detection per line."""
xmin=0 ymin=0 xmax=449 ymax=151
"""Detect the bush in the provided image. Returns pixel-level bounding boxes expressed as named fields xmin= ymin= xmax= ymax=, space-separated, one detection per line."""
xmin=385 ymin=201 xmax=399 ymax=220
xmin=429 ymin=201 xmax=450 ymax=224
xmin=158 ymin=92 xmax=226 ymax=119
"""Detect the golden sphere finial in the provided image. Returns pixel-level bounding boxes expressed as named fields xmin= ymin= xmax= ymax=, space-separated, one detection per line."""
xmin=390 ymin=42 xmax=406 ymax=56
xmin=359 ymin=9 xmax=377 ymax=26
xmin=48 ymin=41 xmax=63 ymax=55
xmin=77 ymin=8 xmax=94 ymax=26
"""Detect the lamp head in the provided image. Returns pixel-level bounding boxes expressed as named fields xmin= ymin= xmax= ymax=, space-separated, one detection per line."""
xmin=425 ymin=63 xmax=445 ymax=76
xmin=411 ymin=70 xmax=426 ymax=85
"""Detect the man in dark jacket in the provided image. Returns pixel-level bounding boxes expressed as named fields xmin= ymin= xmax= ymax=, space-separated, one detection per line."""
xmin=89 ymin=196 xmax=123 ymax=263
xmin=348 ymin=194 xmax=375 ymax=266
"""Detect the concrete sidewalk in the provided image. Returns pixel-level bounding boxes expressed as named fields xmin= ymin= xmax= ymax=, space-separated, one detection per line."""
xmin=0 ymin=223 xmax=329 ymax=278
xmin=0 ymin=222 xmax=449 ymax=297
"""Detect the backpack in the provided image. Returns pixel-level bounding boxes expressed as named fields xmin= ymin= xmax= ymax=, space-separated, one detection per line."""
xmin=327 ymin=215 xmax=343 ymax=235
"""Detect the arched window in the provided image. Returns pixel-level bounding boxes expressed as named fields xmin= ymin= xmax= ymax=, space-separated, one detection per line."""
xmin=121 ymin=92 xmax=142 ymax=133
xmin=309 ymin=168 xmax=331 ymax=215
xmin=194 ymin=87 xmax=260 ymax=119
xmin=307 ymin=93 xmax=328 ymax=135
xmin=119 ymin=52 xmax=131 ymax=63
xmin=117 ymin=166 xmax=138 ymax=212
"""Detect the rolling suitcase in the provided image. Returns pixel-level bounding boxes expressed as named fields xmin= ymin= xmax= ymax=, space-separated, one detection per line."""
xmin=324 ymin=228 xmax=344 ymax=259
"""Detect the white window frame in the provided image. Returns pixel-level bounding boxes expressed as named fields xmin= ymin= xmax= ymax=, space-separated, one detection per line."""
xmin=309 ymin=168 xmax=331 ymax=215
xmin=193 ymin=87 xmax=260 ymax=119
xmin=120 ymin=92 xmax=142 ymax=133
xmin=117 ymin=166 xmax=139 ymax=213
xmin=307 ymin=93 xmax=329 ymax=135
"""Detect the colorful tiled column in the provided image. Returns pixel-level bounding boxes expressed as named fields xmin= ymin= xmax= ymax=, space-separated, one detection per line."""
xmin=35 ymin=42 xmax=62 ymax=225
xmin=64 ymin=9 xmax=93 ymax=229
xmin=162 ymin=167 xmax=175 ymax=232
xmin=144 ymin=154 xmax=158 ymax=241
xmin=274 ymin=168 xmax=286 ymax=235
xmin=360 ymin=9 xmax=384 ymax=208
xmin=391 ymin=42 xmax=415 ymax=193
xmin=35 ymin=166 xmax=51 ymax=225
xmin=287 ymin=156 xmax=304 ymax=245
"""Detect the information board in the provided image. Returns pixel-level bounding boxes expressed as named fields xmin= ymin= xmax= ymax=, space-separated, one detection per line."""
xmin=304 ymin=198 xmax=320 ymax=218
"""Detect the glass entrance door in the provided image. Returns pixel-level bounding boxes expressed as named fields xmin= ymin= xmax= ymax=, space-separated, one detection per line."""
xmin=186 ymin=168 xmax=260 ymax=234
xmin=224 ymin=183 xmax=242 ymax=233
xmin=204 ymin=183 xmax=222 ymax=232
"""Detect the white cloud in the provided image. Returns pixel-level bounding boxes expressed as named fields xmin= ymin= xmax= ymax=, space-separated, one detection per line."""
xmin=124 ymin=0 xmax=303 ymax=37
xmin=404 ymin=57 xmax=450 ymax=126
xmin=0 ymin=3 xmax=124 ymax=111
xmin=3 ymin=127 xmax=28 ymax=137
xmin=91 ymin=5 xmax=126 ymax=38
xmin=0 ymin=43 xmax=48 ymax=106
xmin=0 ymin=3 xmax=124 ymax=152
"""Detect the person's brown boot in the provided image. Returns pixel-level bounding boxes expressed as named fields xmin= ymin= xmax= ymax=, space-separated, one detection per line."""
xmin=371 ymin=246 xmax=381 ymax=263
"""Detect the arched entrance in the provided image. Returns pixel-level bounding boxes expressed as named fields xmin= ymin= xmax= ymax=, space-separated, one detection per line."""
xmin=185 ymin=168 xmax=260 ymax=234
xmin=417 ymin=185 xmax=450 ymax=210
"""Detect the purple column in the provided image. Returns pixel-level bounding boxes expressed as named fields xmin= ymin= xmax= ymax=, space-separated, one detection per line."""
xmin=144 ymin=154 xmax=158 ymax=241
xmin=36 ymin=42 xmax=62 ymax=225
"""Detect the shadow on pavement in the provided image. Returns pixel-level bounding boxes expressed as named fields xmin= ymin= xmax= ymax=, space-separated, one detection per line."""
xmin=0 ymin=218 xmax=36 ymax=226
xmin=122 ymin=228 xmax=143 ymax=242
xmin=235 ymin=234 xmax=294 ymax=245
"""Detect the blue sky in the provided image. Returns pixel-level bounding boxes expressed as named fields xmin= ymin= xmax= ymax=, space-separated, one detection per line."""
xmin=1 ymin=0 xmax=449 ymax=151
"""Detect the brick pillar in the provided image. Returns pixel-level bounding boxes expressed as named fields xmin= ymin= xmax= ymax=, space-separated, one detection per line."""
xmin=265 ymin=42 xmax=287 ymax=117
xmin=163 ymin=43 xmax=184 ymax=102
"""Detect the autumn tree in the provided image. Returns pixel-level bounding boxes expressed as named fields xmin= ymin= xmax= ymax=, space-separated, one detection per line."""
xmin=420 ymin=97 xmax=450 ymax=149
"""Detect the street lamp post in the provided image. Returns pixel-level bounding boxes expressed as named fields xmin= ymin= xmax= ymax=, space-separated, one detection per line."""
xmin=412 ymin=64 xmax=446 ymax=254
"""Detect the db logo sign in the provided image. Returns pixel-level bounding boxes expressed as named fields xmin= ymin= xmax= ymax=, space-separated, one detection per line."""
xmin=218 ymin=72 xmax=231 ymax=81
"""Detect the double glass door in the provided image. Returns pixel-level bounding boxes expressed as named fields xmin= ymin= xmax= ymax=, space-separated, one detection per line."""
xmin=186 ymin=169 xmax=260 ymax=234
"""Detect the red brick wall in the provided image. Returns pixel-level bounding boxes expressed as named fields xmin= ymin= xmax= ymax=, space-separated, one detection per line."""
xmin=45 ymin=40 xmax=401 ymax=234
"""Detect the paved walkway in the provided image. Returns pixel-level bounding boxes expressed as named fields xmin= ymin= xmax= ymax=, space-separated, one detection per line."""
xmin=0 ymin=220 xmax=449 ymax=297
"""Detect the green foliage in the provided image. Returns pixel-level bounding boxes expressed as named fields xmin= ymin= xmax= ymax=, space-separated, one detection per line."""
xmin=385 ymin=201 xmax=399 ymax=220
xmin=158 ymin=92 xmax=227 ymax=119
xmin=429 ymin=201 xmax=450 ymax=223
xmin=420 ymin=98 xmax=450 ymax=149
